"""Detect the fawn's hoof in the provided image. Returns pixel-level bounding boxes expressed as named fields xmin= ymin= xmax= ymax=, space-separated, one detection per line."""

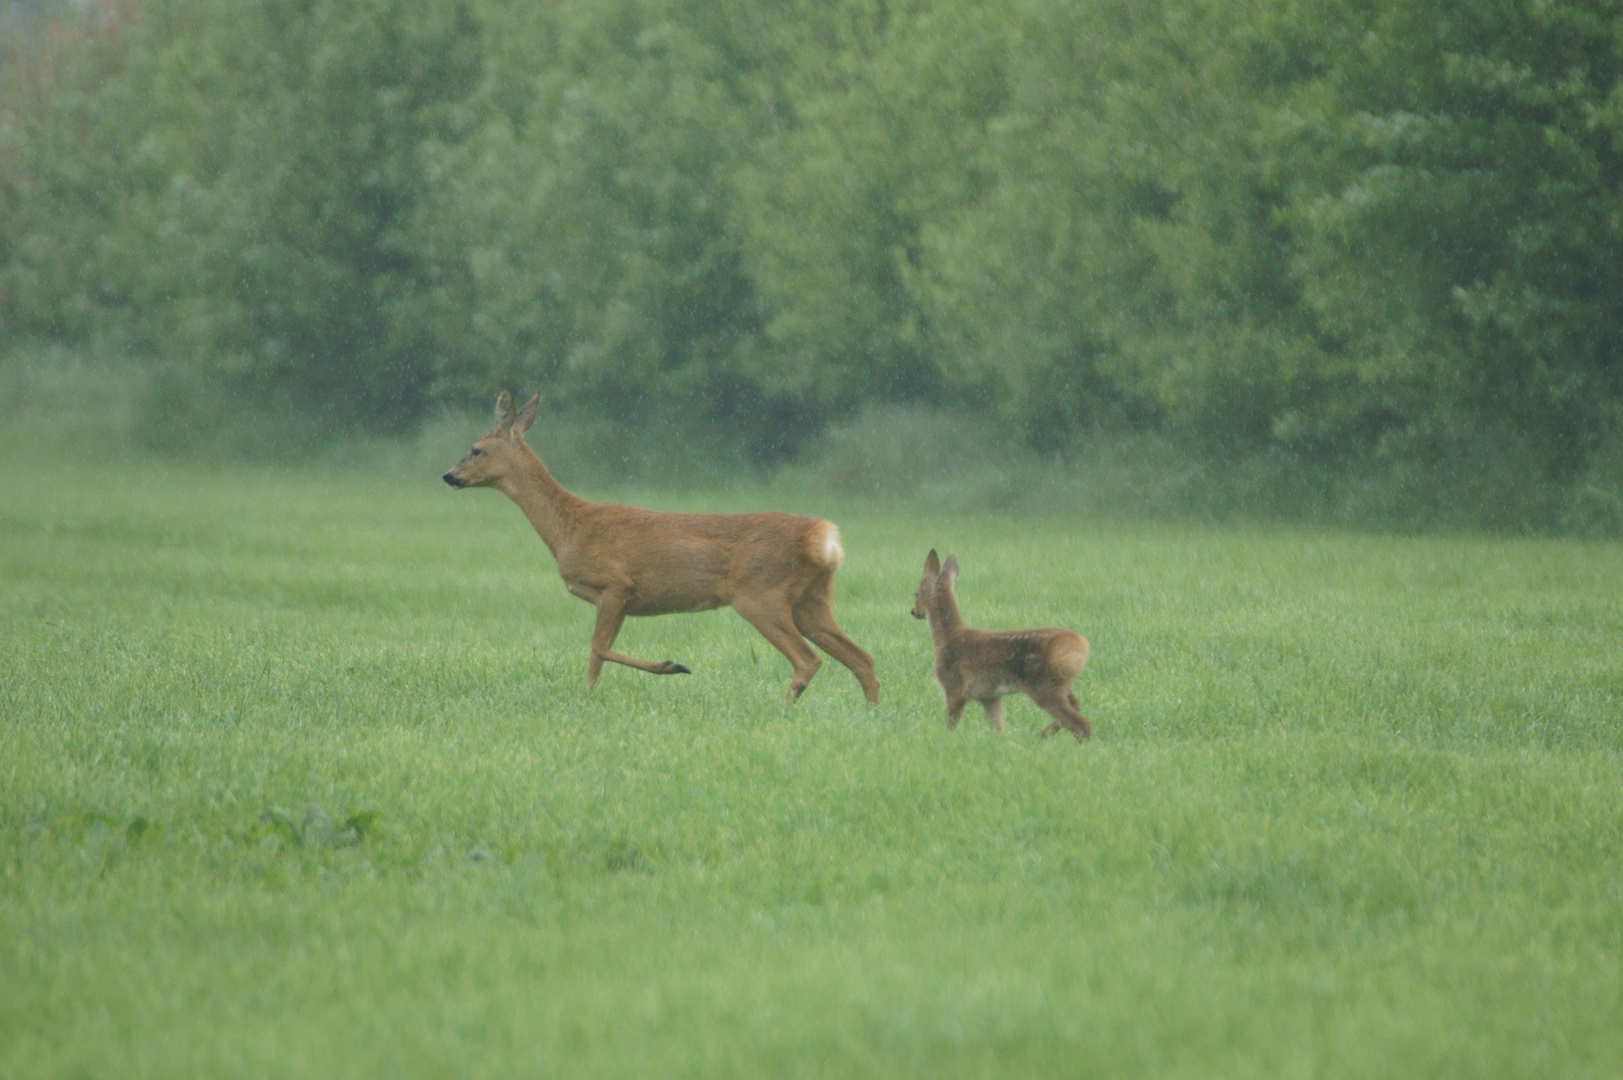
xmin=664 ymin=661 xmax=692 ymax=675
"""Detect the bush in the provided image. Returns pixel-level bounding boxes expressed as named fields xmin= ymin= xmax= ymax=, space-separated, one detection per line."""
xmin=4 ymin=0 xmax=1621 ymax=533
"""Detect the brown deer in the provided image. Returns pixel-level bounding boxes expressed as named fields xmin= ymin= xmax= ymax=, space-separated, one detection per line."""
xmin=912 ymin=549 xmax=1091 ymax=741
xmin=443 ymin=391 xmax=879 ymax=704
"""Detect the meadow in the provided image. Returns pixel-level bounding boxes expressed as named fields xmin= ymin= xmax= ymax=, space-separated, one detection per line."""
xmin=2 ymin=444 xmax=1621 ymax=1077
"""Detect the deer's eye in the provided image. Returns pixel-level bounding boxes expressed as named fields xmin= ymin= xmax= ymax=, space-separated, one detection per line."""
xmin=470 ymin=448 xmax=483 ymax=457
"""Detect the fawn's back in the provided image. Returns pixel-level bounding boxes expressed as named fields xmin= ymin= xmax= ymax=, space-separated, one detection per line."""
xmin=937 ymin=627 xmax=1089 ymax=700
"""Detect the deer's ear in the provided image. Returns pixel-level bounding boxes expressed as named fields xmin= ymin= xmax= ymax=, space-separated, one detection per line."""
xmin=513 ymin=393 xmax=540 ymax=436
xmin=924 ymin=549 xmax=941 ymax=575
xmin=942 ymin=555 xmax=959 ymax=583
xmin=494 ymin=390 xmax=517 ymax=430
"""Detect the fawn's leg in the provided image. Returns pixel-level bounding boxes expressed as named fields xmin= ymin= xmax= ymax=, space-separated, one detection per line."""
xmin=1031 ymin=685 xmax=1092 ymax=742
xmin=1065 ymin=690 xmax=1093 ymax=740
xmin=980 ymin=697 xmax=1004 ymax=733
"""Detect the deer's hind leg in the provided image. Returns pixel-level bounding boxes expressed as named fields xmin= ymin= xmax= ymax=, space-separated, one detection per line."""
xmin=732 ymin=591 xmax=823 ymax=702
xmin=791 ymin=571 xmax=879 ymax=704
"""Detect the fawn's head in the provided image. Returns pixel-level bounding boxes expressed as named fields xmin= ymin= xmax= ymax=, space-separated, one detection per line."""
xmin=442 ymin=390 xmax=540 ymax=489
xmin=911 ymin=549 xmax=959 ymax=619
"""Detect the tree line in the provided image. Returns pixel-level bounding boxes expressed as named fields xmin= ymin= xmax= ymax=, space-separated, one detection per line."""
xmin=3 ymin=0 xmax=1621 ymax=522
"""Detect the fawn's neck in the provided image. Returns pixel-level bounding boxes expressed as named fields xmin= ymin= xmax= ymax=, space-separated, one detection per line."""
xmin=497 ymin=446 xmax=586 ymax=558
xmin=927 ymin=587 xmax=965 ymax=651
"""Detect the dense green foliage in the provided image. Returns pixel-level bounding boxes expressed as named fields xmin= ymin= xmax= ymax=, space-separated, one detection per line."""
xmin=3 ymin=448 xmax=1622 ymax=1075
xmin=4 ymin=0 xmax=1623 ymax=523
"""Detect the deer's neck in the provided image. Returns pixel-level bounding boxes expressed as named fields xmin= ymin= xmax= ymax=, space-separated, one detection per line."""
xmin=927 ymin=589 xmax=965 ymax=651
xmin=498 ymin=447 xmax=585 ymax=558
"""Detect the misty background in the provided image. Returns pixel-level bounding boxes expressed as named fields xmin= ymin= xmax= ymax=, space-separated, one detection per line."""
xmin=3 ymin=0 xmax=1621 ymax=532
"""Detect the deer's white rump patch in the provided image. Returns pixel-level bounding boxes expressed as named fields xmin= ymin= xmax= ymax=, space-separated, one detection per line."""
xmin=808 ymin=521 xmax=845 ymax=569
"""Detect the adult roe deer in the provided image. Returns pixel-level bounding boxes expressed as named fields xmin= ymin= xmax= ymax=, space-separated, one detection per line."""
xmin=443 ymin=391 xmax=879 ymax=704
xmin=911 ymin=549 xmax=1091 ymax=740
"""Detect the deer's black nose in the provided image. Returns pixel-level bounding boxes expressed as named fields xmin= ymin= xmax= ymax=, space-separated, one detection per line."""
xmin=442 ymin=473 xmax=464 ymax=488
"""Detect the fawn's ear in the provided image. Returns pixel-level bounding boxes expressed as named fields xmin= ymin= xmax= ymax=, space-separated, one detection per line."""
xmin=942 ymin=555 xmax=959 ymax=584
xmin=494 ymin=390 xmax=516 ymax=431
xmin=513 ymin=393 xmax=539 ymax=436
xmin=924 ymin=549 xmax=941 ymax=576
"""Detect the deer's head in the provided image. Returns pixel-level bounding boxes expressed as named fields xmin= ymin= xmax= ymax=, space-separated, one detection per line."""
xmin=442 ymin=390 xmax=540 ymax=489
xmin=912 ymin=549 xmax=958 ymax=619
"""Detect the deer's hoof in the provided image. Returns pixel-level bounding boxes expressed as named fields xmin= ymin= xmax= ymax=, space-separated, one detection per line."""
xmin=665 ymin=661 xmax=691 ymax=675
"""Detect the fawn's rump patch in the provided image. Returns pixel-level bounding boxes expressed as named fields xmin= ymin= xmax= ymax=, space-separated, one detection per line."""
xmin=806 ymin=520 xmax=845 ymax=569
xmin=1051 ymin=633 xmax=1090 ymax=678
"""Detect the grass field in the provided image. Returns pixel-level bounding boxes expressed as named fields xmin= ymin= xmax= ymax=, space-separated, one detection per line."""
xmin=3 ymin=450 xmax=1622 ymax=1078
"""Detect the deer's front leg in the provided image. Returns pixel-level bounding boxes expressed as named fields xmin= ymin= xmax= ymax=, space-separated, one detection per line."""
xmin=588 ymin=587 xmax=691 ymax=688
xmin=587 ymin=591 xmax=627 ymax=689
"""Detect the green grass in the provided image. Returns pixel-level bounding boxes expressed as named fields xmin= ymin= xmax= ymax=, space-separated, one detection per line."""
xmin=2 ymin=453 xmax=1621 ymax=1078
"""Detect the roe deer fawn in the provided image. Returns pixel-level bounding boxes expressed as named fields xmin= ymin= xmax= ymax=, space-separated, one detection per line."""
xmin=443 ymin=391 xmax=879 ymax=704
xmin=911 ymin=549 xmax=1091 ymax=740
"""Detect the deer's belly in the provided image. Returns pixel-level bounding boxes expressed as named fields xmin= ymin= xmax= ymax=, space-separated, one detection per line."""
xmin=562 ymin=578 xmax=725 ymax=615
xmin=626 ymin=588 xmax=727 ymax=616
